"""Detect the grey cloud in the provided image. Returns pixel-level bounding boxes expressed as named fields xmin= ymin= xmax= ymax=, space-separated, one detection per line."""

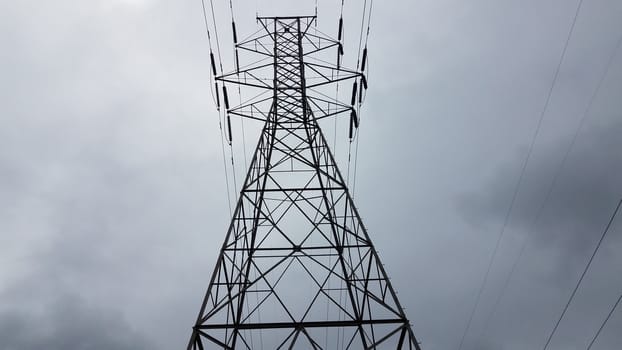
xmin=458 ymin=119 xmax=622 ymax=267
xmin=0 ymin=294 xmax=152 ymax=350
xmin=453 ymin=119 xmax=622 ymax=348
xmin=3 ymin=0 xmax=622 ymax=350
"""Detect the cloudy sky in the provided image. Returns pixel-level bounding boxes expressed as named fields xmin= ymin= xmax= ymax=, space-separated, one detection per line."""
xmin=2 ymin=0 xmax=622 ymax=349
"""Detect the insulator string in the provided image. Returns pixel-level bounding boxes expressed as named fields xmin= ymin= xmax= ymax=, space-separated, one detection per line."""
xmin=355 ymin=0 xmax=368 ymax=70
xmin=200 ymin=0 xmax=233 ymax=216
xmin=209 ymin=0 xmax=224 ymax=74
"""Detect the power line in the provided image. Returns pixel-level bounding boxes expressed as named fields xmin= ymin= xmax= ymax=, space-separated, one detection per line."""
xmin=314 ymin=0 xmax=318 ymax=18
xmin=200 ymin=0 xmax=233 ymax=216
xmin=226 ymin=3 xmax=261 ymax=347
xmin=356 ymin=0 xmax=368 ymax=70
xmin=587 ymin=292 xmax=622 ymax=350
xmin=457 ymin=1 xmax=586 ymax=348
xmin=479 ymin=29 xmax=622 ymax=338
xmin=543 ymin=199 xmax=622 ymax=349
xmin=331 ymin=3 xmax=346 ymax=346
xmin=332 ymin=0 xmax=346 ymax=155
xmin=200 ymin=0 xmax=213 ymax=45
xmin=352 ymin=0 xmax=373 ymax=197
xmin=224 ymin=0 xmax=239 ymax=196
xmin=224 ymin=0 xmax=249 ymax=172
xmin=200 ymin=0 xmax=217 ymax=107
xmin=209 ymin=0 xmax=224 ymax=73
xmin=227 ymin=0 xmax=234 ymax=18
xmin=218 ymin=115 xmax=233 ymax=216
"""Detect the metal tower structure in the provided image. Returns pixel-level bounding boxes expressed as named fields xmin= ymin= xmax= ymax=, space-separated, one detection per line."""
xmin=188 ymin=15 xmax=421 ymax=350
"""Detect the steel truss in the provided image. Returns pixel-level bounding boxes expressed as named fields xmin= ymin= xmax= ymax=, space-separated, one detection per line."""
xmin=188 ymin=16 xmax=421 ymax=350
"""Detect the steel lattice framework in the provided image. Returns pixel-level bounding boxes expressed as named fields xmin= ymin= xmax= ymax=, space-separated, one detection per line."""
xmin=188 ymin=16 xmax=421 ymax=350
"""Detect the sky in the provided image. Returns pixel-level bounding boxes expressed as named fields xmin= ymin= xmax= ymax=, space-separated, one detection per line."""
xmin=1 ymin=0 xmax=622 ymax=349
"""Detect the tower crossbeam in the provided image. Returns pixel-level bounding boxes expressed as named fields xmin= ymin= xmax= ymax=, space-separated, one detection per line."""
xmin=189 ymin=16 xmax=421 ymax=350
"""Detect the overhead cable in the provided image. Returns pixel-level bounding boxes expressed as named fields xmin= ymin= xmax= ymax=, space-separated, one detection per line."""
xmin=457 ymin=1 xmax=586 ymax=348
xmin=543 ymin=199 xmax=622 ymax=349
xmin=587 ymin=292 xmax=622 ymax=350
xmin=480 ymin=29 xmax=622 ymax=338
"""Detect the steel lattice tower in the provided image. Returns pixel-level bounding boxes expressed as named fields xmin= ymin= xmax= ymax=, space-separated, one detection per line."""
xmin=188 ymin=16 xmax=421 ymax=350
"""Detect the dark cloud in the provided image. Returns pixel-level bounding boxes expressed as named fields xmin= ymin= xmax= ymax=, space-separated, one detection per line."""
xmin=453 ymin=120 xmax=622 ymax=348
xmin=459 ymin=118 xmax=622 ymax=270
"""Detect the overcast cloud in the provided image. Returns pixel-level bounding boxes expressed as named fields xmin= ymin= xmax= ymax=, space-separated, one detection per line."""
xmin=2 ymin=1 xmax=622 ymax=350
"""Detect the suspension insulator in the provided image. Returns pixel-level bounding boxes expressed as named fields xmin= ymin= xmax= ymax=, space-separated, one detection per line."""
xmin=223 ymin=85 xmax=230 ymax=110
xmin=350 ymin=81 xmax=358 ymax=106
xmin=337 ymin=51 xmax=341 ymax=69
xmin=338 ymin=43 xmax=344 ymax=56
xmin=235 ymin=50 xmax=240 ymax=73
xmin=210 ymin=52 xmax=217 ymax=76
xmin=226 ymin=113 xmax=233 ymax=143
xmin=361 ymin=47 xmax=368 ymax=72
xmin=361 ymin=75 xmax=368 ymax=90
xmin=338 ymin=17 xmax=343 ymax=41
xmin=349 ymin=113 xmax=354 ymax=139
xmin=215 ymin=82 xmax=221 ymax=109
xmin=351 ymin=109 xmax=359 ymax=128
xmin=358 ymin=81 xmax=364 ymax=104
xmin=232 ymin=21 xmax=238 ymax=44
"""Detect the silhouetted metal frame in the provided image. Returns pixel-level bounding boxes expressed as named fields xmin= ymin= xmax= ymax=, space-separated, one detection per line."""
xmin=188 ymin=16 xmax=422 ymax=350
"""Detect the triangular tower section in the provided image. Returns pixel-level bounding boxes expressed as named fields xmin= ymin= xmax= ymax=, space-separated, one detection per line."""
xmin=189 ymin=16 xmax=422 ymax=350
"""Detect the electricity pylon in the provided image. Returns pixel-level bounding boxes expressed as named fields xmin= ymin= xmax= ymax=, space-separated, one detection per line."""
xmin=188 ymin=16 xmax=422 ymax=350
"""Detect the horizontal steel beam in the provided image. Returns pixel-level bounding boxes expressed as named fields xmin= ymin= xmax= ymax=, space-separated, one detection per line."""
xmin=197 ymin=318 xmax=408 ymax=330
